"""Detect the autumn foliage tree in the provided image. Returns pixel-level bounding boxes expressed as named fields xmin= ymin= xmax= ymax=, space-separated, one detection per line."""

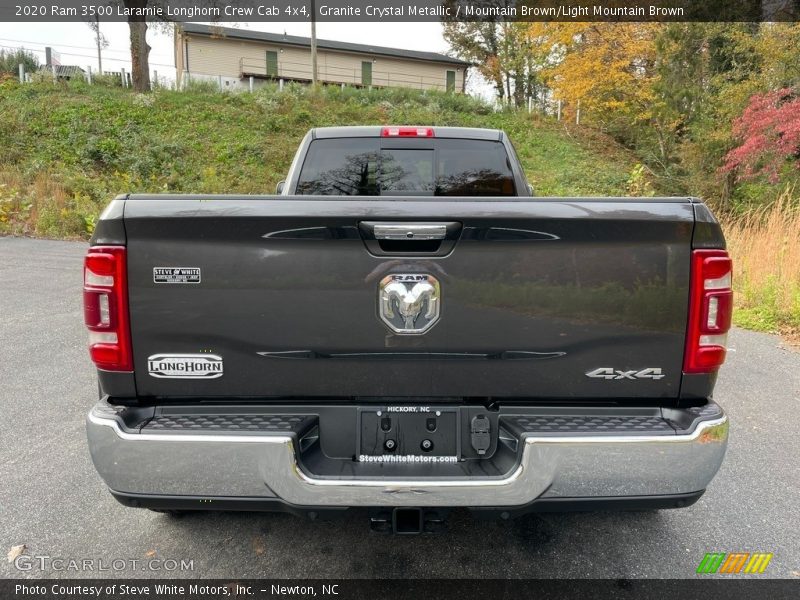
xmin=515 ymin=21 xmax=800 ymax=207
xmin=534 ymin=23 xmax=659 ymax=126
xmin=723 ymin=88 xmax=800 ymax=183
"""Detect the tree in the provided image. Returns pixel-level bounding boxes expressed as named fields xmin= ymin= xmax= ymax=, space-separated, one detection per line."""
xmin=122 ymin=0 xmax=152 ymax=92
xmin=539 ymin=23 xmax=659 ymax=126
xmin=119 ymin=1 xmax=226 ymax=93
xmin=442 ymin=19 xmax=506 ymax=99
xmin=116 ymin=0 xmax=180 ymax=92
xmin=500 ymin=22 xmax=551 ymax=107
xmin=443 ymin=2 xmax=548 ymax=106
xmin=86 ymin=15 xmax=110 ymax=74
xmin=517 ymin=21 xmax=800 ymax=207
xmin=723 ymin=88 xmax=800 ymax=183
xmin=653 ymin=25 xmax=707 ymax=132
xmin=653 ymin=23 xmax=799 ymax=205
xmin=0 ymin=48 xmax=39 ymax=75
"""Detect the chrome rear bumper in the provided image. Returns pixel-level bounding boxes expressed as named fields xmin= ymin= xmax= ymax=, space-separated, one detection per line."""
xmin=86 ymin=402 xmax=728 ymax=508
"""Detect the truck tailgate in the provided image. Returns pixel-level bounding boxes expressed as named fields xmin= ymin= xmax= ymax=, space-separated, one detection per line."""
xmin=123 ymin=196 xmax=693 ymax=400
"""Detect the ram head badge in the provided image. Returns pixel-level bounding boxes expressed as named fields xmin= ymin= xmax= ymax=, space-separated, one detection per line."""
xmin=378 ymin=274 xmax=441 ymax=334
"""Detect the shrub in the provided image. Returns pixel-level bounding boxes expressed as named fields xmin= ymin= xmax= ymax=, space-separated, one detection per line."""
xmin=723 ymin=88 xmax=800 ymax=184
xmin=0 ymin=48 xmax=39 ymax=75
xmin=91 ymin=73 xmax=124 ymax=87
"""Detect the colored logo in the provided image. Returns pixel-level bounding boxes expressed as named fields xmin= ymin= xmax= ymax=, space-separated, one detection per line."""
xmin=697 ymin=552 xmax=773 ymax=574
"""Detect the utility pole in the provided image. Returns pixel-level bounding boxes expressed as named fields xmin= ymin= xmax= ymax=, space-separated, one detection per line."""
xmin=310 ymin=0 xmax=318 ymax=85
xmin=95 ymin=15 xmax=103 ymax=74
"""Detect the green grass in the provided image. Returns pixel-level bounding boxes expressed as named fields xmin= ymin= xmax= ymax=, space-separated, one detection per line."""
xmin=0 ymin=80 xmax=654 ymax=238
xmin=732 ymin=277 xmax=800 ymax=337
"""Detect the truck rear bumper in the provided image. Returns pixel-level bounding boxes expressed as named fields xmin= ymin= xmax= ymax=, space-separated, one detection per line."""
xmin=86 ymin=401 xmax=728 ymax=509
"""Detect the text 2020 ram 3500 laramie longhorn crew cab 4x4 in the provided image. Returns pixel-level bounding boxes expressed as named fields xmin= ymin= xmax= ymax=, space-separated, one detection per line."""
xmin=85 ymin=127 xmax=730 ymax=533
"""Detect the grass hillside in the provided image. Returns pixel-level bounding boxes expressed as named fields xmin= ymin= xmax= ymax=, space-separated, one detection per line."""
xmin=0 ymin=80 xmax=652 ymax=239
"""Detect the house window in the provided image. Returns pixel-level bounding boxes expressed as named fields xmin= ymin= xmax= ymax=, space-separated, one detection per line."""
xmin=361 ymin=61 xmax=372 ymax=86
xmin=446 ymin=70 xmax=456 ymax=93
xmin=266 ymin=50 xmax=278 ymax=77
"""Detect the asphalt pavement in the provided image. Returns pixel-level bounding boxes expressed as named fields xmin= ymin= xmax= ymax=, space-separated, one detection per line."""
xmin=1 ymin=236 xmax=798 ymax=579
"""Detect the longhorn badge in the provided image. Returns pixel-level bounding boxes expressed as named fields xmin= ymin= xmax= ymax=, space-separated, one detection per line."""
xmin=378 ymin=274 xmax=441 ymax=334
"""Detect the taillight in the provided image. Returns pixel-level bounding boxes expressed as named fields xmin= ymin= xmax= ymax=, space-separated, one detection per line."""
xmin=83 ymin=246 xmax=132 ymax=371
xmin=381 ymin=126 xmax=434 ymax=137
xmin=684 ymin=249 xmax=733 ymax=373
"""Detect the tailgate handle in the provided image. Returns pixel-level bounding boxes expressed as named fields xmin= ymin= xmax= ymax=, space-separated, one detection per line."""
xmin=359 ymin=221 xmax=462 ymax=256
xmin=372 ymin=224 xmax=447 ymax=240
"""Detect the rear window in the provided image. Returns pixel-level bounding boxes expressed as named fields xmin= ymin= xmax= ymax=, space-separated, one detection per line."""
xmin=295 ymin=138 xmax=516 ymax=196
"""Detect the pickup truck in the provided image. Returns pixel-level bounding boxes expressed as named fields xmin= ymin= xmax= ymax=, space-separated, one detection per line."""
xmin=85 ymin=126 xmax=731 ymax=534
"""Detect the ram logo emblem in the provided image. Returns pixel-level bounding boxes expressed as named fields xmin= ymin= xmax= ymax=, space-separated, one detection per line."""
xmin=378 ymin=274 xmax=441 ymax=334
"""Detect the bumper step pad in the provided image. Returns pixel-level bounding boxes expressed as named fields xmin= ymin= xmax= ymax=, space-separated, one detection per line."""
xmin=142 ymin=413 xmax=315 ymax=434
xmin=502 ymin=414 xmax=675 ymax=436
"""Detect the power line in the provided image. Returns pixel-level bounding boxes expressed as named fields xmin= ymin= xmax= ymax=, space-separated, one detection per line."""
xmin=0 ymin=43 xmax=175 ymax=68
xmin=0 ymin=37 xmax=175 ymax=66
xmin=0 ymin=36 xmax=133 ymax=55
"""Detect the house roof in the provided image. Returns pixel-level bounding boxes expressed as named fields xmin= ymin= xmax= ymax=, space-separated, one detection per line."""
xmin=181 ymin=23 xmax=471 ymax=67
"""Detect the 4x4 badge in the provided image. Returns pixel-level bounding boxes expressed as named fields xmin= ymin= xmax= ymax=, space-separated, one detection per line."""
xmin=585 ymin=367 xmax=664 ymax=380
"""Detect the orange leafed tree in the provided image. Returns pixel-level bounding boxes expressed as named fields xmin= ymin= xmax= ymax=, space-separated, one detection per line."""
xmin=531 ymin=23 xmax=660 ymax=125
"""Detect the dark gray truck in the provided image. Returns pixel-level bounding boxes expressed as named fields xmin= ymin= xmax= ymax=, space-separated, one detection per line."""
xmin=85 ymin=126 xmax=731 ymax=533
